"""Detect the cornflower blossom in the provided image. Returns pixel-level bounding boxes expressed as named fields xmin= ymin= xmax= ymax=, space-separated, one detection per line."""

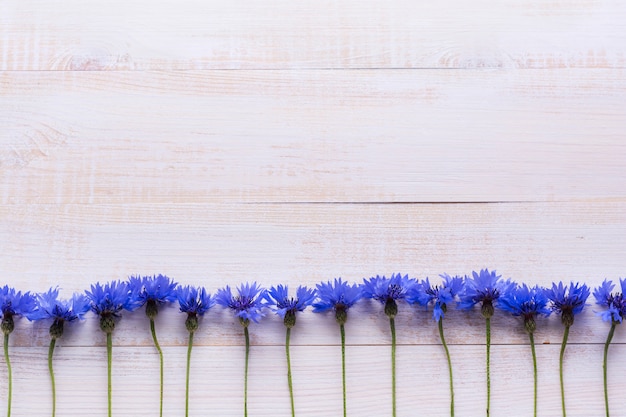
xmin=593 ymin=279 xmax=626 ymax=417
xmin=176 ymin=285 xmax=215 ymax=417
xmin=499 ymin=284 xmax=550 ymax=417
xmin=361 ymin=273 xmax=417 ymax=417
xmin=216 ymin=283 xmax=266 ymax=417
xmin=0 ymin=286 xmax=37 ymax=417
xmin=545 ymin=282 xmax=590 ymax=417
xmin=128 ymin=275 xmax=178 ymax=417
xmin=313 ymin=278 xmax=363 ymax=417
xmin=458 ymin=268 xmax=512 ymax=417
xmin=264 ymin=285 xmax=316 ymax=417
xmin=33 ymin=288 xmax=90 ymax=417
xmin=85 ymin=280 xmax=137 ymax=417
xmin=408 ymin=275 xmax=464 ymax=417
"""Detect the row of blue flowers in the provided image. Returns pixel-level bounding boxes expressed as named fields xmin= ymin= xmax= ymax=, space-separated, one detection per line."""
xmin=0 ymin=270 xmax=623 ymax=417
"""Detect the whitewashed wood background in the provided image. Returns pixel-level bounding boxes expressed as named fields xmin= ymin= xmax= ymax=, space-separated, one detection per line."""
xmin=1 ymin=0 xmax=626 ymax=416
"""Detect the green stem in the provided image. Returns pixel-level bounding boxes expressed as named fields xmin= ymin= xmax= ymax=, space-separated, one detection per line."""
xmin=185 ymin=331 xmax=194 ymax=417
xmin=559 ymin=325 xmax=570 ymax=417
xmin=4 ymin=334 xmax=11 ymax=417
xmin=486 ymin=317 xmax=491 ymax=417
xmin=390 ymin=317 xmax=396 ymax=417
xmin=340 ymin=323 xmax=347 ymax=417
xmin=438 ymin=319 xmax=454 ymax=417
xmin=48 ymin=338 xmax=57 ymax=417
xmin=529 ymin=332 xmax=537 ymax=417
xmin=107 ymin=332 xmax=112 ymax=417
xmin=286 ymin=327 xmax=295 ymax=417
xmin=603 ymin=323 xmax=616 ymax=417
xmin=244 ymin=326 xmax=250 ymax=417
xmin=150 ymin=318 xmax=164 ymax=417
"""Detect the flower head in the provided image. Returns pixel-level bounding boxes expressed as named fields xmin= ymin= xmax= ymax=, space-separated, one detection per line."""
xmin=176 ymin=285 xmax=215 ymax=333
xmin=458 ymin=269 xmax=513 ymax=319
xmin=499 ymin=283 xmax=551 ymax=334
xmin=0 ymin=285 xmax=37 ymax=335
xmin=545 ymin=281 xmax=590 ymax=327
xmin=361 ymin=273 xmax=417 ymax=318
xmin=216 ymin=282 xmax=266 ymax=326
xmin=32 ymin=288 xmax=90 ymax=339
xmin=85 ymin=280 xmax=137 ymax=333
xmin=594 ymin=279 xmax=626 ymax=324
xmin=264 ymin=284 xmax=316 ymax=328
xmin=408 ymin=274 xmax=464 ymax=322
xmin=312 ymin=278 xmax=362 ymax=325
xmin=128 ymin=274 xmax=178 ymax=319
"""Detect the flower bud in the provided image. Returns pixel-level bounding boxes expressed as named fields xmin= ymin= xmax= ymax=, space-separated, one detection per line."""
xmin=335 ymin=304 xmax=348 ymax=325
xmin=524 ymin=316 xmax=536 ymax=334
xmin=185 ymin=313 xmax=198 ymax=333
xmin=384 ymin=299 xmax=398 ymax=319
xmin=481 ymin=302 xmax=494 ymax=319
xmin=145 ymin=299 xmax=159 ymax=320
xmin=49 ymin=319 xmax=65 ymax=339
xmin=284 ymin=310 xmax=297 ymax=328
xmin=100 ymin=315 xmax=116 ymax=334
xmin=1 ymin=316 xmax=14 ymax=336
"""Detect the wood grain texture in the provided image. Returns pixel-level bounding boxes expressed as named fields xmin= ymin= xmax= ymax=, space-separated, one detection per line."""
xmin=1 ymin=0 xmax=626 ymax=70
xmin=2 ymin=0 xmax=626 ymax=415
xmin=2 ymin=70 xmax=625 ymax=203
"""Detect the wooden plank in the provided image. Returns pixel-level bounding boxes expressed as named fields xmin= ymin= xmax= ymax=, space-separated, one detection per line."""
xmin=1 ymin=0 xmax=625 ymax=70
xmin=2 ymin=201 xmax=625 ymax=347
xmin=2 ymin=69 xmax=626 ymax=203
xmin=0 ymin=344 xmax=621 ymax=416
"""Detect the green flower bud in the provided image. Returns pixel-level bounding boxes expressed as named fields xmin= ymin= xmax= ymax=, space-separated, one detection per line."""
xmin=49 ymin=319 xmax=65 ymax=339
xmin=481 ymin=301 xmax=495 ymax=319
xmin=100 ymin=315 xmax=116 ymax=334
xmin=185 ymin=313 xmax=198 ymax=333
xmin=1 ymin=315 xmax=14 ymax=336
xmin=524 ymin=316 xmax=536 ymax=334
xmin=335 ymin=304 xmax=348 ymax=325
xmin=145 ymin=299 xmax=159 ymax=320
xmin=284 ymin=310 xmax=297 ymax=328
xmin=384 ymin=299 xmax=398 ymax=319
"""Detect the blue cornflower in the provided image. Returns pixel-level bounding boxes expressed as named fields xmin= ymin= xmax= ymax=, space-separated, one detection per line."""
xmin=459 ymin=269 xmax=513 ymax=319
xmin=0 ymin=286 xmax=37 ymax=417
xmin=215 ymin=282 xmax=266 ymax=326
xmin=312 ymin=278 xmax=362 ymax=325
xmin=594 ymin=278 xmax=626 ymax=324
xmin=499 ymin=283 xmax=551 ymax=334
xmin=33 ymin=288 xmax=90 ymax=339
xmin=85 ymin=280 xmax=136 ymax=334
xmin=128 ymin=274 xmax=178 ymax=319
xmin=264 ymin=284 xmax=316 ymax=328
xmin=546 ymin=281 xmax=590 ymax=327
xmin=362 ymin=273 xmax=417 ymax=319
xmin=176 ymin=285 xmax=215 ymax=417
xmin=177 ymin=285 xmax=215 ymax=333
xmin=408 ymin=274 xmax=464 ymax=322
xmin=0 ymin=285 xmax=37 ymax=335
xmin=546 ymin=281 xmax=590 ymax=417
xmin=128 ymin=275 xmax=178 ymax=417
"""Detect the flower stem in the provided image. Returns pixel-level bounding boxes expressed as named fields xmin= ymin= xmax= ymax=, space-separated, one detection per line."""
xmin=244 ymin=326 xmax=250 ymax=417
xmin=485 ymin=317 xmax=491 ymax=417
xmin=107 ymin=332 xmax=112 ymax=417
xmin=48 ymin=338 xmax=57 ymax=417
xmin=4 ymin=334 xmax=12 ymax=417
xmin=150 ymin=318 xmax=164 ymax=417
xmin=438 ymin=319 xmax=454 ymax=417
xmin=340 ymin=323 xmax=347 ymax=417
xmin=603 ymin=322 xmax=616 ymax=417
xmin=185 ymin=331 xmax=194 ymax=417
xmin=529 ymin=332 xmax=537 ymax=417
xmin=390 ymin=317 xmax=396 ymax=417
xmin=286 ymin=327 xmax=295 ymax=417
xmin=559 ymin=325 xmax=570 ymax=417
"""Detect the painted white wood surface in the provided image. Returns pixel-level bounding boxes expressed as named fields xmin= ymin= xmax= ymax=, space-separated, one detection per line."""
xmin=2 ymin=0 xmax=626 ymax=416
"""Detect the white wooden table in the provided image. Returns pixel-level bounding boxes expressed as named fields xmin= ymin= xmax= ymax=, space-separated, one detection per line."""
xmin=1 ymin=1 xmax=626 ymax=416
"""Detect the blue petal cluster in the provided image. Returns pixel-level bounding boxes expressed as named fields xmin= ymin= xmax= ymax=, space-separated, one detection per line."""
xmin=593 ymin=279 xmax=626 ymax=324
xmin=32 ymin=288 xmax=90 ymax=324
xmin=361 ymin=273 xmax=417 ymax=315
xmin=177 ymin=285 xmax=215 ymax=333
xmin=128 ymin=274 xmax=178 ymax=319
xmin=408 ymin=274 xmax=464 ymax=322
xmin=458 ymin=269 xmax=513 ymax=318
xmin=312 ymin=278 xmax=362 ymax=325
xmin=0 ymin=286 xmax=37 ymax=335
xmin=177 ymin=285 xmax=215 ymax=316
xmin=85 ymin=281 xmax=137 ymax=333
xmin=545 ymin=281 xmax=590 ymax=326
xmin=264 ymin=284 xmax=316 ymax=327
xmin=499 ymin=284 xmax=551 ymax=333
xmin=216 ymin=282 xmax=266 ymax=325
